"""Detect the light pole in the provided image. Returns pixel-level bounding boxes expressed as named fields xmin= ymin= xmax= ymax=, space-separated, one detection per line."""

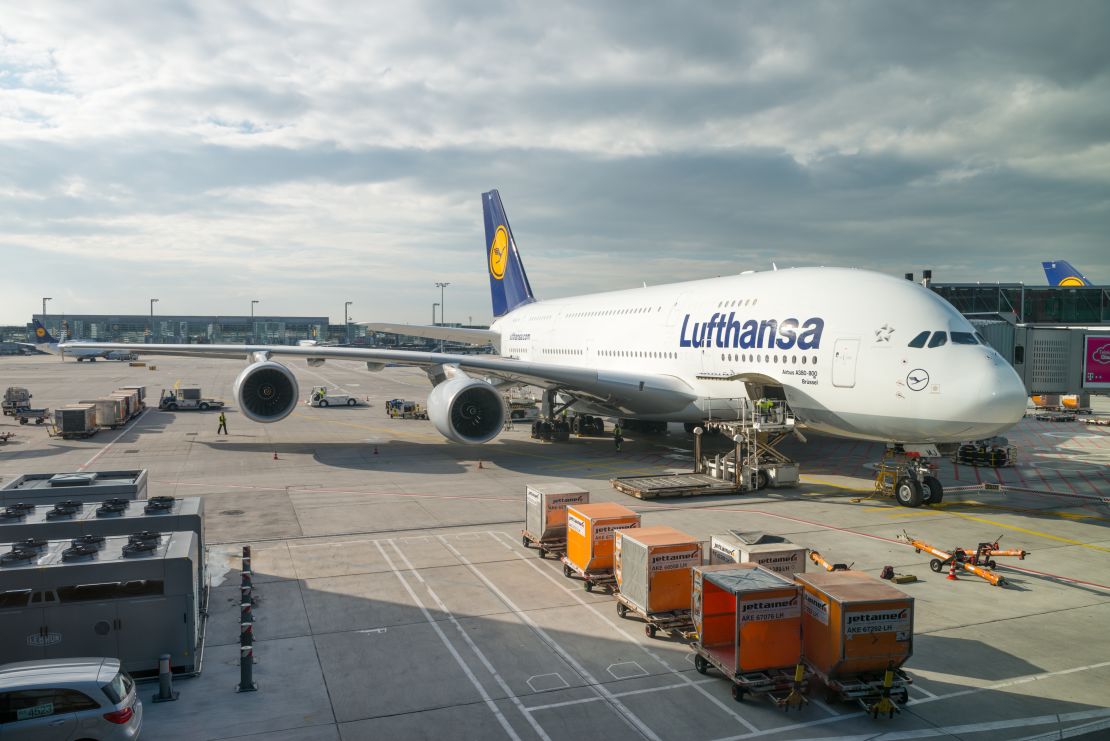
xmin=149 ymin=298 xmax=159 ymax=343
xmin=344 ymin=301 xmax=353 ymax=345
xmin=435 ymin=282 xmax=450 ymax=351
xmin=250 ymin=300 xmax=259 ymax=343
xmin=42 ymin=297 xmax=52 ymax=321
xmin=432 ymin=302 xmax=439 ymax=325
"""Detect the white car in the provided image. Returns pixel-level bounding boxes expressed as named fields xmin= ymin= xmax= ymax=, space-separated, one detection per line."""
xmin=0 ymin=657 xmax=142 ymax=740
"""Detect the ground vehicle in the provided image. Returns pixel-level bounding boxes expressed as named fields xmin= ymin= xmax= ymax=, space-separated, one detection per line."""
xmin=386 ymin=399 xmax=428 ymax=419
xmin=13 ymin=408 xmax=49 ymax=426
xmin=0 ymin=657 xmax=142 ymax=739
xmin=3 ymin=387 xmax=33 ymax=416
xmin=158 ymin=388 xmax=224 ymax=411
xmin=308 ymin=386 xmax=361 ymax=407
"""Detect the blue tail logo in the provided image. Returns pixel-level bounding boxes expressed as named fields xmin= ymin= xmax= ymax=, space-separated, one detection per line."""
xmin=1042 ymin=260 xmax=1091 ymax=287
xmin=483 ymin=190 xmax=535 ymax=317
xmin=32 ymin=320 xmax=58 ymax=344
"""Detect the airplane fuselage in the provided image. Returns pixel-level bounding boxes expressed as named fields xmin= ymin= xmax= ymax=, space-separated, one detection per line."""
xmin=491 ymin=267 xmax=1027 ymax=444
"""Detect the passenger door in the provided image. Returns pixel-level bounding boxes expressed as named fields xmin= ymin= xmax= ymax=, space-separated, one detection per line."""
xmin=832 ymin=338 xmax=860 ymax=388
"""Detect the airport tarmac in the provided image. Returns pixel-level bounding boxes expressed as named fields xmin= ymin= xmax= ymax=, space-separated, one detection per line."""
xmin=1 ymin=353 xmax=1108 ymax=740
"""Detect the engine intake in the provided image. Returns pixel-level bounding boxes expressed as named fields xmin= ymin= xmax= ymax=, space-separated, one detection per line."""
xmin=427 ymin=376 xmax=505 ymax=444
xmin=233 ymin=361 xmax=299 ymax=423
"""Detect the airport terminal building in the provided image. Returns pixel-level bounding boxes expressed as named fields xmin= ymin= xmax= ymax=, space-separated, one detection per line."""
xmin=30 ymin=314 xmax=332 ymax=345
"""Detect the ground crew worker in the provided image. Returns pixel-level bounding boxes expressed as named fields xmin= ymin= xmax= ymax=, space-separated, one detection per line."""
xmin=613 ymin=422 xmax=623 ymax=452
xmin=217 ymin=411 xmax=228 ymax=435
xmin=757 ymin=398 xmax=774 ymax=422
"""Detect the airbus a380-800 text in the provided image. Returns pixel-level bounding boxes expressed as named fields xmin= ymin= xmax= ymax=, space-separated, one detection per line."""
xmin=66 ymin=190 xmax=1027 ymax=505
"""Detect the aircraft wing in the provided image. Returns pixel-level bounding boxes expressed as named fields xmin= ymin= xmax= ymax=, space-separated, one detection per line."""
xmin=361 ymin=322 xmax=498 ymax=346
xmin=60 ymin=343 xmax=697 ymax=416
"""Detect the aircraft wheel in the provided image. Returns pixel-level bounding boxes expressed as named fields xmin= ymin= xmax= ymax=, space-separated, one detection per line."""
xmin=895 ymin=478 xmax=924 ymax=507
xmin=923 ymin=477 xmax=944 ymax=505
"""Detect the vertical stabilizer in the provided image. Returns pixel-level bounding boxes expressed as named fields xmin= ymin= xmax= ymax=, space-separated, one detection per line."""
xmin=1042 ymin=260 xmax=1092 ymax=286
xmin=32 ymin=320 xmax=59 ymax=345
xmin=483 ymin=190 xmax=536 ymax=317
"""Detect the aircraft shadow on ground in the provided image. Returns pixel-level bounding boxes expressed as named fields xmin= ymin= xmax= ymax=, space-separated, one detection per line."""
xmin=134 ymin=553 xmax=1110 ymax=741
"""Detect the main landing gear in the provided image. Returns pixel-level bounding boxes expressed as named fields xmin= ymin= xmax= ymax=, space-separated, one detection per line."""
xmin=874 ymin=445 xmax=944 ymax=508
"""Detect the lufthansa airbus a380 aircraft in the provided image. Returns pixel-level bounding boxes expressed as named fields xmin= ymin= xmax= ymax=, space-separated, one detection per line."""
xmin=66 ymin=190 xmax=1027 ymax=501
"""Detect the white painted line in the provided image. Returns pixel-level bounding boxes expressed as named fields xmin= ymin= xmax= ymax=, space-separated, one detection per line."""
xmin=438 ymin=535 xmax=663 ymax=741
xmin=607 ymin=662 xmax=648 ymax=680
xmin=373 ymin=540 xmax=522 ymax=741
xmin=526 ymin=674 xmax=569 ymax=693
xmin=388 ymin=541 xmax=551 ymax=741
xmin=809 ymin=698 xmax=839 ymax=717
xmin=909 ymin=685 xmax=936 ymax=699
xmin=78 ymin=408 xmax=147 ymax=471
xmin=525 ymin=679 xmax=719 ymax=712
xmin=490 ymin=531 xmax=761 ymax=735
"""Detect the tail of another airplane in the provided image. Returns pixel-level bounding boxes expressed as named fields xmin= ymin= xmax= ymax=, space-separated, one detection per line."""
xmin=32 ymin=320 xmax=59 ymax=345
xmin=1042 ymin=260 xmax=1092 ymax=286
xmin=483 ymin=190 xmax=536 ymax=317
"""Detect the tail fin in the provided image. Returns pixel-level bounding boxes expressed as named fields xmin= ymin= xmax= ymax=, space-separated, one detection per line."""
xmin=483 ymin=190 xmax=536 ymax=317
xmin=1042 ymin=260 xmax=1092 ymax=287
xmin=32 ymin=319 xmax=59 ymax=344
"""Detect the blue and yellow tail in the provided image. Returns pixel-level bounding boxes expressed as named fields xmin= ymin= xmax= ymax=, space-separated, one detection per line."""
xmin=1042 ymin=260 xmax=1091 ymax=287
xmin=483 ymin=190 xmax=536 ymax=317
xmin=32 ymin=320 xmax=59 ymax=344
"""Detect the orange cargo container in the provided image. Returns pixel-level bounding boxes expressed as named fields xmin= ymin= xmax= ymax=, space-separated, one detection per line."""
xmin=693 ymin=563 xmax=802 ymax=674
xmin=565 ymin=503 xmax=640 ymax=574
xmin=615 ymin=526 xmax=701 ymax=614
xmin=796 ymin=570 xmax=913 ymax=678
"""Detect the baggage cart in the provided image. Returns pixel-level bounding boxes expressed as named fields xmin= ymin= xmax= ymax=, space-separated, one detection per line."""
xmin=691 ymin=563 xmax=809 ymax=708
xmin=614 ymin=525 xmax=701 ymax=638
xmin=521 ymin=482 xmax=588 ymax=558
xmin=13 ymin=408 xmax=49 ymax=425
xmin=53 ymin=405 xmax=98 ymax=439
xmin=709 ymin=530 xmax=807 ymax=575
xmin=562 ymin=502 xmax=640 ymax=591
xmin=796 ymin=570 xmax=914 ymax=717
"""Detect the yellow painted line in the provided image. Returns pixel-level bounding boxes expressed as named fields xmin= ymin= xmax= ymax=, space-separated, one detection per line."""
xmin=938 ymin=510 xmax=1110 ymax=554
xmin=800 ymin=476 xmax=871 ymax=493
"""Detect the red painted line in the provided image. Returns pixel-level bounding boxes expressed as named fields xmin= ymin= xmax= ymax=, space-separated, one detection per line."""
xmin=1033 ymin=465 xmax=1056 ymax=492
xmin=1052 ymin=469 xmax=1080 ymax=496
xmin=972 ymin=464 xmax=983 ymax=485
xmin=951 ymin=460 xmax=961 ymax=482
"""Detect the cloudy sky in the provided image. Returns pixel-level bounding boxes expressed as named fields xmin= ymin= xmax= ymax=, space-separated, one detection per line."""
xmin=2 ymin=1 xmax=1108 ymax=326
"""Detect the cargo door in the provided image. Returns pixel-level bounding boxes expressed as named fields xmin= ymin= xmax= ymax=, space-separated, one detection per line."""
xmin=0 ymin=604 xmax=46 ymax=662
xmin=42 ymin=601 xmax=118 ymax=663
xmin=832 ymin=338 xmax=860 ymax=388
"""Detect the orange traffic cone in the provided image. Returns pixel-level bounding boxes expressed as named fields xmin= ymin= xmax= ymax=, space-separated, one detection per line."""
xmin=947 ymin=561 xmax=959 ymax=581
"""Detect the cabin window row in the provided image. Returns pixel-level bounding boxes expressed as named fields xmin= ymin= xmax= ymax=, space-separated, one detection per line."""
xmin=600 ymin=350 xmax=678 ymax=359
xmin=567 ymin=307 xmax=661 ymax=318
xmin=542 ymin=348 xmax=584 ymax=356
xmin=716 ymin=298 xmax=758 ymax=308
xmin=721 ymin=353 xmax=816 ymax=365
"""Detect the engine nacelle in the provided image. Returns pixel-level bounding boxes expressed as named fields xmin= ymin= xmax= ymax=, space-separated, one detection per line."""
xmin=427 ymin=376 xmax=505 ymax=444
xmin=233 ymin=361 xmax=300 ymax=423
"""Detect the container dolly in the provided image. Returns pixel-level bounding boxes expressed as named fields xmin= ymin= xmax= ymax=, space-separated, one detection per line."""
xmin=560 ymin=557 xmax=617 ymax=593
xmin=899 ymin=531 xmax=1008 ymax=586
xmin=811 ymin=666 xmax=911 ymax=718
xmin=520 ymin=529 xmax=566 ymax=560
xmin=12 ymin=407 xmax=49 ymax=426
xmin=614 ymin=594 xmax=695 ymax=639
xmin=692 ymin=651 xmax=809 ymax=709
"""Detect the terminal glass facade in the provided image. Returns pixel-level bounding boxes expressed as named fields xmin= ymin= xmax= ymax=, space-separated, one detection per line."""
xmin=32 ymin=315 xmax=329 ymax=345
xmin=929 ymin=284 xmax=1110 ymax=324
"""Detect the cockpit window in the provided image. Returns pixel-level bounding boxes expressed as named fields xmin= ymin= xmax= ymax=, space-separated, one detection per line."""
xmin=908 ymin=331 xmax=930 ymax=348
xmin=975 ymin=332 xmax=988 ymax=344
xmin=927 ymin=331 xmax=948 ymax=348
xmin=950 ymin=332 xmax=978 ymax=345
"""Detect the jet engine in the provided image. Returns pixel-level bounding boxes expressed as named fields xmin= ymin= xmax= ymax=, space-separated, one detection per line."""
xmin=427 ymin=376 xmax=505 ymax=444
xmin=233 ymin=360 xmax=300 ymax=423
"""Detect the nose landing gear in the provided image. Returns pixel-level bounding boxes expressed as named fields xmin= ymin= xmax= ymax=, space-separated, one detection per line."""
xmin=874 ymin=445 xmax=944 ymax=508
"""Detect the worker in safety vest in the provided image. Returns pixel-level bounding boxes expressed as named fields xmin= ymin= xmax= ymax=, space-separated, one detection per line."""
xmin=757 ymin=398 xmax=774 ymax=422
xmin=217 ymin=411 xmax=228 ymax=435
xmin=613 ymin=422 xmax=623 ymax=452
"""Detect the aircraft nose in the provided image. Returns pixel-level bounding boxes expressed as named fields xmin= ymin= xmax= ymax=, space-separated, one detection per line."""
xmin=965 ymin=353 xmax=1027 ymax=435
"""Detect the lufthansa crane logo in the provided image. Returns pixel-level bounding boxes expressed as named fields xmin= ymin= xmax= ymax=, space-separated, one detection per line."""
xmin=489 ymin=225 xmax=509 ymax=280
xmin=1058 ymin=277 xmax=1085 ymax=287
xmin=35 ymin=327 xmax=46 ymax=338
xmin=906 ymin=369 xmax=930 ymax=391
